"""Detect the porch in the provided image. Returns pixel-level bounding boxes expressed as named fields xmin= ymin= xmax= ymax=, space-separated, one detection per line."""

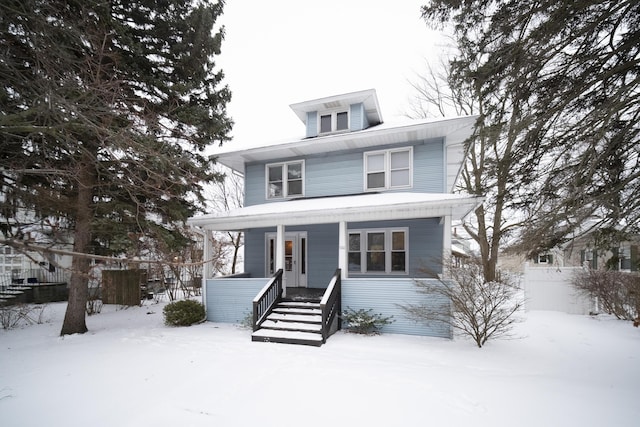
xmin=204 ymin=269 xmax=452 ymax=344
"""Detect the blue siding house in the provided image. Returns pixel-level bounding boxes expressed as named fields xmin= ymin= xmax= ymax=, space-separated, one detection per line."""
xmin=189 ymin=89 xmax=482 ymax=346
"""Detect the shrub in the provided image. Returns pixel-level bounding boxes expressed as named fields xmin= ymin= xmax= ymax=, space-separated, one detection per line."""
xmin=402 ymin=256 xmax=523 ymax=348
xmin=342 ymin=307 xmax=393 ymax=335
xmin=1 ymin=304 xmax=48 ymax=330
xmin=163 ymin=299 xmax=205 ymax=326
xmin=572 ymin=269 xmax=640 ymax=321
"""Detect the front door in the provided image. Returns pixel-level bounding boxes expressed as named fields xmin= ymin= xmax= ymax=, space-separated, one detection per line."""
xmin=267 ymin=232 xmax=307 ymax=288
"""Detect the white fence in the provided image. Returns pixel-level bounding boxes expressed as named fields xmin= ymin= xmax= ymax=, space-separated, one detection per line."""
xmin=523 ymin=263 xmax=594 ymax=315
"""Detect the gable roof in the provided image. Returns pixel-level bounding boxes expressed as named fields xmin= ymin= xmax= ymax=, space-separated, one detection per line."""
xmin=215 ymin=115 xmax=478 ymax=193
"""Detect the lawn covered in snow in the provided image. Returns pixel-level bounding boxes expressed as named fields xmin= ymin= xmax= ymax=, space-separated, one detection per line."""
xmin=1 ymin=301 xmax=638 ymax=426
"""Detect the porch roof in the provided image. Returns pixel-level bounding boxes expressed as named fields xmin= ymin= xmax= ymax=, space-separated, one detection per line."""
xmin=189 ymin=192 xmax=483 ymax=231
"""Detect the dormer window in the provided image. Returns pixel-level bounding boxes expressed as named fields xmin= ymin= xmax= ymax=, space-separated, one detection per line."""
xmin=319 ymin=111 xmax=349 ymax=134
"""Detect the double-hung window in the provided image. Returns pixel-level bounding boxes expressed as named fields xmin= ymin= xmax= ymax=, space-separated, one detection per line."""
xmin=319 ymin=111 xmax=349 ymax=134
xmin=364 ymin=148 xmax=412 ymax=191
xmin=266 ymin=161 xmax=304 ymax=199
xmin=348 ymin=228 xmax=408 ymax=274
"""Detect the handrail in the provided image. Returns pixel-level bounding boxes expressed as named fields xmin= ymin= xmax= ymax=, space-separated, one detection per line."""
xmin=252 ymin=269 xmax=283 ymax=331
xmin=320 ymin=269 xmax=342 ymax=343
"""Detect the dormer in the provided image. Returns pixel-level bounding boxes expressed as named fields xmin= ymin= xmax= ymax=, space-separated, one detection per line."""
xmin=289 ymin=89 xmax=383 ymax=138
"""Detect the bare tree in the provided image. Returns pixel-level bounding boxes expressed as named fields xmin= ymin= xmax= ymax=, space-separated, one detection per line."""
xmin=402 ymin=257 xmax=523 ymax=348
xmin=407 ymin=51 xmax=528 ymax=283
xmin=207 ymin=166 xmax=244 ymax=275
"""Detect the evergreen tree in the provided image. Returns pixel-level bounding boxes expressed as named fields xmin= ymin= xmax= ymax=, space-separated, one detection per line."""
xmin=0 ymin=0 xmax=232 ymax=335
xmin=421 ymin=0 xmax=639 ymax=263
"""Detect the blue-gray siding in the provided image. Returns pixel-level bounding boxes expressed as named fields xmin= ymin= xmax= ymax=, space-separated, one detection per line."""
xmin=342 ymin=278 xmax=452 ymax=337
xmin=243 ymin=218 xmax=442 ymax=284
xmin=205 ymin=277 xmax=269 ymax=323
xmin=243 ymin=224 xmax=339 ymax=287
xmin=243 ymin=138 xmax=445 ymax=206
xmin=350 ymin=218 xmax=443 ymax=277
xmin=306 ymin=111 xmax=318 ymax=138
xmin=350 ymin=103 xmax=367 ymax=131
xmin=203 ymin=277 xmax=452 ymax=338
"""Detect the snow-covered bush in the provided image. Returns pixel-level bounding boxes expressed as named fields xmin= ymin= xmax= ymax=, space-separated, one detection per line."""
xmin=572 ymin=269 xmax=640 ymax=321
xmin=341 ymin=307 xmax=393 ymax=335
xmin=163 ymin=299 xmax=205 ymax=326
xmin=1 ymin=304 xmax=48 ymax=330
xmin=403 ymin=257 xmax=523 ymax=348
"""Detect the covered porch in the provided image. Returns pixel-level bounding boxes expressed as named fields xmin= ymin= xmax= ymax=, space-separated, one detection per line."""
xmin=189 ymin=192 xmax=482 ymax=344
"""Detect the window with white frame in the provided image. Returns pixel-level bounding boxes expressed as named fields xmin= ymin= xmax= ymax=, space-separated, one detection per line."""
xmin=537 ymin=253 xmax=553 ymax=264
xmin=364 ymin=148 xmax=412 ymax=191
xmin=266 ymin=161 xmax=304 ymax=199
xmin=319 ymin=111 xmax=349 ymax=134
xmin=348 ymin=228 xmax=408 ymax=274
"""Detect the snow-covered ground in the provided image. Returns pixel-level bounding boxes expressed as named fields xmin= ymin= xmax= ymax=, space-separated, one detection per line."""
xmin=1 ymin=301 xmax=638 ymax=426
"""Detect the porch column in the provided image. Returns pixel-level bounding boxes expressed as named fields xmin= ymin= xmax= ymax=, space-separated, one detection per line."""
xmin=442 ymin=215 xmax=452 ymax=277
xmin=276 ymin=224 xmax=286 ymax=297
xmin=203 ymin=229 xmax=214 ymax=279
xmin=338 ymin=221 xmax=347 ymax=279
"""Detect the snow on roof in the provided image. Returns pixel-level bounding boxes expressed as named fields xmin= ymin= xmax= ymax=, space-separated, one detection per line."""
xmin=189 ymin=192 xmax=484 ymax=231
xmin=289 ymin=88 xmax=382 ymax=126
xmin=212 ymin=115 xmax=477 ymax=193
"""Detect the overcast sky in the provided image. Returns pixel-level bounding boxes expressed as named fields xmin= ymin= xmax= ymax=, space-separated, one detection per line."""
xmin=216 ymin=0 xmax=449 ymax=149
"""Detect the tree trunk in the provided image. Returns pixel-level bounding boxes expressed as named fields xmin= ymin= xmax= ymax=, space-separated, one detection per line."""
xmin=230 ymin=232 xmax=242 ymax=275
xmin=60 ymin=158 xmax=95 ymax=336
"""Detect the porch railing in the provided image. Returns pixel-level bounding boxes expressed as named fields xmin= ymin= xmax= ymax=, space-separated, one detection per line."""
xmin=320 ymin=269 xmax=342 ymax=343
xmin=252 ymin=269 xmax=283 ymax=331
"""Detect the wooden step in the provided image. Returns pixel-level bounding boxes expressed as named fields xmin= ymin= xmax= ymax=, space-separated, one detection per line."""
xmin=278 ymin=301 xmax=321 ymax=309
xmin=260 ymin=319 xmax=322 ymax=333
xmin=267 ymin=312 xmax=322 ymax=324
xmin=272 ymin=306 xmax=322 ymax=315
xmin=252 ymin=329 xmax=323 ymax=346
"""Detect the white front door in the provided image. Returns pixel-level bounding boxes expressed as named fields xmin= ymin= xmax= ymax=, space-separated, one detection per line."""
xmin=267 ymin=232 xmax=307 ymax=288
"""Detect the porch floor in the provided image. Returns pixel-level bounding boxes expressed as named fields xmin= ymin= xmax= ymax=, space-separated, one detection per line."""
xmin=284 ymin=287 xmax=325 ymax=302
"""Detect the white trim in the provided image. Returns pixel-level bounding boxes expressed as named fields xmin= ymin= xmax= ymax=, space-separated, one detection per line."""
xmin=189 ymin=193 xmax=484 ymax=231
xmin=364 ymin=147 xmax=413 ymax=192
xmin=265 ymin=160 xmax=305 ymax=200
xmin=266 ymin=231 xmax=308 ymax=288
xmin=338 ymin=221 xmax=347 ymax=279
xmin=317 ymin=109 xmax=350 ymax=135
xmin=347 ymin=227 xmax=409 ymax=275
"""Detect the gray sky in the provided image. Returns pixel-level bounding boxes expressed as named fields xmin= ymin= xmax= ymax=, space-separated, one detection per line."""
xmin=217 ymin=0 xmax=448 ymax=149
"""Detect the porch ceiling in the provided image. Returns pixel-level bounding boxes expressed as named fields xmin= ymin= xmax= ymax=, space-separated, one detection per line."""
xmin=188 ymin=192 xmax=484 ymax=231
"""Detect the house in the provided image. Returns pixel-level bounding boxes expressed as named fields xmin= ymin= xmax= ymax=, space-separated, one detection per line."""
xmin=562 ymin=228 xmax=639 ymax=271
xmin=499 ymin=225 xmax=640 ymax=274
xmin=188 ymin=89 xmax=483 ymax=345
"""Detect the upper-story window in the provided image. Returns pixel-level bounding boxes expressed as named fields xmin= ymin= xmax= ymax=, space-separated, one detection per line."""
xmin=319 ymin=111 xmax=349 ymax=134
xmin=364 ymin=147 xmax=412 ymax=191
xmin=266 ymin=161 xmax=304 ymax=199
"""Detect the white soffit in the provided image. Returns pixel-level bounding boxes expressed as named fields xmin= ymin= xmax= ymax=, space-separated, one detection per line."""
xmin=215 ymin=115 xmax=478 ymax=186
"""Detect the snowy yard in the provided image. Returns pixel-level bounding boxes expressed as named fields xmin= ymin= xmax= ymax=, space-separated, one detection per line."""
xmin=1 ymin=301 xmax=638 ymax=427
